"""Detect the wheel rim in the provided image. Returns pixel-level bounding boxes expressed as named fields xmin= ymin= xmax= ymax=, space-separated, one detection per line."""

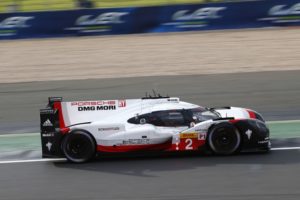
xmin=64 ymin=133 xmax=94 ymax=162
xmin=209 ymin=126 xmax=240 ymax=155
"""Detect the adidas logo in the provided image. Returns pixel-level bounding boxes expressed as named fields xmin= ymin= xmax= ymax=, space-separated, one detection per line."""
xmin=43 ymin=119 xmax=53 ymax=127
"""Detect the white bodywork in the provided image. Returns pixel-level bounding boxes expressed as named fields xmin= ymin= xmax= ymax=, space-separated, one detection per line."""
xmin=59 ymin=97 xmax=253 ymax=152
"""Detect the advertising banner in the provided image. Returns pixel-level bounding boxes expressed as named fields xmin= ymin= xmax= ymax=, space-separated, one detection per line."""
xmin=0 ymin=0 xmax=299 ymax=39
xmin=155 ymin=0 xmax=300 ymax=32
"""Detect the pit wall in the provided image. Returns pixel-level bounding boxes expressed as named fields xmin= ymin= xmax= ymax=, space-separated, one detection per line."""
xmin=0 ymin=0 xmax=299 ymax=39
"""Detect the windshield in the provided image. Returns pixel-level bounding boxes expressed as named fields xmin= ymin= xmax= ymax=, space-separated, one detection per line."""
xmin=191 ymin=108 xmax=219 ymax=123
xmin=127 ymin=107 xmax=221 ymax=127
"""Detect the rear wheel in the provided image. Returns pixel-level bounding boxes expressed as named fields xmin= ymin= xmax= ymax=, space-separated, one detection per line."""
xmin=208 ymin=122 xmax=241 ymax=155
xmin=62 ymin=130 xmax=96 ymax=163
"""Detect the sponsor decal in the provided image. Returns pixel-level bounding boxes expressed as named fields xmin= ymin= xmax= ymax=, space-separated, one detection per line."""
xmin=122 ymin=139 xmax=150 ymax=145
xmin=198 ymin=133 xmax=206 ymax=140
xmin=46 ymin=141 xmax=52 ymax=151
xmin=76 ymin=13 xmax=128 ymax=25
xmin=42 ymin=133 xmax=55 ymax=137
xmin=269 ymin=3 xmax=300 ymax=16
xmin=118 ymin=100 xmax=126 ymax=107
xmin=98 ymin=127 xmax=120 ymax=131
xmin=258 ymin=140 xmax=269 ymax=144
xmin=180 ymin=133 xmax=198 ymax=139
xmin=43 ymin=119 xmax=53 ymax=127
xmin=65 ymin=12 xmax=128 ymax=33
xmin=0 ymin=16 xmax=34 ymax=36
xmin=163 ymin=7 xmax=226 ymax=28
xmin=259 ymin=3 xmax=300 ymax=23
xmin=195 ymin=128 xmax=207 ymax=132
xmin=0 ymin=16 xmax=34 ymax=29
xmin=139 ymin=118 xmax=146 ymax=124
xmin=245 ymin=129 xmax=252 ymax=140
xmin=71 ymin=101 xmax=116 ymax=106
xmin=71 ymin=101 xmax=117 ymax=111
xmin=258 ymin=137 xmax=270 ymax=144
xmin=40 ymin=109 xmax=55 ymax=114
xmin=77 ymin=105 xmax=116 ymax=111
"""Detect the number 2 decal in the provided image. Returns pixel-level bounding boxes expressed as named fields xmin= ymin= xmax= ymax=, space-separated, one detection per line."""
xmin=185 ymin=138 xmax=193 ymax=150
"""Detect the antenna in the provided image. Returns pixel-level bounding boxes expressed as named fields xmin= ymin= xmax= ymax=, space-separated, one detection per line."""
xmin=152 ymin=89 xmax=157 ymax=97
xmin=142 ymin=91 xmax=169 ymax=99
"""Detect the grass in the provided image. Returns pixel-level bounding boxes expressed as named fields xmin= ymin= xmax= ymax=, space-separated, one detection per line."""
xmin=0 ymin=0 xmax=222 ymax=13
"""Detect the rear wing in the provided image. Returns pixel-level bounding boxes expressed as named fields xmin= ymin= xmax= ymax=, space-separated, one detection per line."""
xmin=40 ymin=97 xmax=65 ymax=158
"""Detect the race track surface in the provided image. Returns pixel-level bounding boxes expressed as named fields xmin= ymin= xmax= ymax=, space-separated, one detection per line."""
xmin=0 ymin=70 xmax=300 ymax=200
xmin=1 ymin=150 xmax=300 ymax=200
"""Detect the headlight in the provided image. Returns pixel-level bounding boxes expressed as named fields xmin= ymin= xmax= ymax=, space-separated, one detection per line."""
xmin=256 ymin=121 xmax=268 ymax=132
xmin=255 ymin=112 xmax=265 ymax=122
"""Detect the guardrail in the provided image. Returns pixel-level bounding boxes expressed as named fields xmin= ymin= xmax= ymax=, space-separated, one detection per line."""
xmin=0 ymin=0 xmax=299 ymax=39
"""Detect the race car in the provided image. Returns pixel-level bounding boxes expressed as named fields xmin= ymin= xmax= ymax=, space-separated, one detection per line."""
xmin=40 ymin=96 xmax=271 ymax=163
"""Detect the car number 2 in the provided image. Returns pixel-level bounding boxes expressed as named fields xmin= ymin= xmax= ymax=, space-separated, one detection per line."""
xmin=185 ymin=138 xmax=193 ymax=150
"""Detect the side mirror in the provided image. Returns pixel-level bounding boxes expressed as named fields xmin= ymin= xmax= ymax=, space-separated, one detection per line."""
xmin=190 ymin=122 xmax=196 ymax=128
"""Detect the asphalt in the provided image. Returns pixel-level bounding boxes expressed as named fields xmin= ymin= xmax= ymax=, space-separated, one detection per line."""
xmin=0 ymin=150 xmax=300 ymax=200
xmin=1 ymin=71 xmax=300 ymax=200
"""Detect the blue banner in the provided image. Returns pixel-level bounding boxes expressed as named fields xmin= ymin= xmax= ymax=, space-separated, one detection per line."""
xmin=0 ymin=0 xmax=300 ymax=39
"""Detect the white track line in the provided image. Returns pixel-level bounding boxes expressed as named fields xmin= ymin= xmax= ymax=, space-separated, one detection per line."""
xmin=0 ymin=147 xmax=300 ymax=164
xmin=0 ymin=133 xmax=38 ymax=137
xmin=0 ymin=158 xmax=66 ymax=164
xmin=271 ymin=147 xmax=300 ymax=151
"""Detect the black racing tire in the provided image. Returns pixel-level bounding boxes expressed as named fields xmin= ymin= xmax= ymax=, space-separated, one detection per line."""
xmin=62 ymin=130 xmax=96 ymax=163
xmin=208 ymin=122 xmax=241 ymax=155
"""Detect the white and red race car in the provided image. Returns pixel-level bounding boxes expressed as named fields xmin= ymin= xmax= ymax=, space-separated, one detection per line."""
xmin=40 ymin=96 xmax=271 ymax=163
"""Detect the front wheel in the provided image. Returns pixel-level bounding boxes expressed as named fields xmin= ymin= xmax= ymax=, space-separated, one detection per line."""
xmin=62 ymin=130 xmax=96 ymax=163
xmin=208 ymin=122 xmax=241 ymax=155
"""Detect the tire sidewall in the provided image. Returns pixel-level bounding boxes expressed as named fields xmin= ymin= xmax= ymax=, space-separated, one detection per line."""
xmin=208 ymin=122 xmax=241 ymax=155
xmin=62 ymin=130 xmax=96 ymax=163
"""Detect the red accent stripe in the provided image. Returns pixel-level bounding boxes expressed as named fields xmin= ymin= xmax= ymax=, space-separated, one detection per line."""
xmin=246 ymin=109 xmax=256 ymax=119
xmin=53 ymin=102 xmax=66 ymax=130
xmin=97 ymin=141 xmax=172 ymax=153
xmin=97 ymin=139 xmax=207 ymax=153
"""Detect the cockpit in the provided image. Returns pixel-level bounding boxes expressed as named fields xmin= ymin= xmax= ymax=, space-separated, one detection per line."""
xmin=128 ymin=107 xmax=219 ymax=127
xmin=191 ymin=107 xmax=220 ymax=123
